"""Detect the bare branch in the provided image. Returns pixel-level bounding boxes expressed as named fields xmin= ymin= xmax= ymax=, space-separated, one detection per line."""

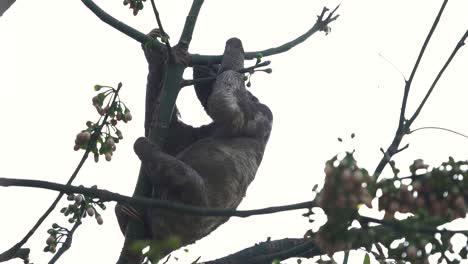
xmin=373 ymin=0 xmax=448 ymax=178
xmin=178 ymin=0 xmax=205 ymax=50
xmin=203 ymin=238 xmax=316 ymax=264
xmin=190 ymin=6 xmax=340 ymax=65
xmin=408 ymin=29 xmax=468 ymax=125
xmin=81 ymin=0 xmax=160 ymax=47
xmin=0 ymin=177 xmax=316 ymax=218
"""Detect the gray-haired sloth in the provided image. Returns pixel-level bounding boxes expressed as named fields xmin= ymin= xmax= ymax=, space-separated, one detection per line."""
xmin=115 ymin=37 xmax=273 ymax=257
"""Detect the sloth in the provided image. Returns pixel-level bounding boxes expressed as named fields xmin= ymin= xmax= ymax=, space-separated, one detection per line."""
xmin=115 ymin=37 xmax=273 ymax=258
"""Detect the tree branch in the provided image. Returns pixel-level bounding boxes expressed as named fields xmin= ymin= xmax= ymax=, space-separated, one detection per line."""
xmin=202 ymin=238 xmax=317 ymax=264
xmin=0 ymin=85 xmax=122 ymax=263
xmin=0 ymin=0 xmax=15 ymax=17
xmin=190 ymin=5 xmax=339 ymax=65
xmin=409 ymin=126 xmax=468 ymax=140
xmin=0 ymin=177 xmax=315 ymax=217
xmin=178 ymin=0 xmax=205 ymax=50
xmin=372 ymin=0 xmax=448 ymax=178
xmin=408 ymin=29 xmax=468 ymax=125
xmin=81 ymin=0 xmax=162 ymax=48
xmin=358 ymin=215 xmax=468 ymax=236
xmin=149 ymin=0 xmax=172 ymax=54
xmin=203 ymin=215 xmax=452 ymax=264
xmin=118 ymin=1 xmax=208 ymax=261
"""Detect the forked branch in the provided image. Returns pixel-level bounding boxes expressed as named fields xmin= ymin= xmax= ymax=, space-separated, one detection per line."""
xmin=373 ymin=0 xmax=449 ymax=178
xmin=190 ymin=5 xmax=340 ymax=65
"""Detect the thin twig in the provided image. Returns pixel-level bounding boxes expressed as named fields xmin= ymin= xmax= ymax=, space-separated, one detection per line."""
xmin=343 ymin=251 xmax=350 ymax=264
xmin=0 ymin=178 xmax=316 ymax=218
xmin=149 ymin=0 xmax=172 ymax=54
xmin=378 ymin=52 xmax=406 ymax=81
xmin=410 ymin=126 xmax=468 ymax=140
xmin=0 ymin=85 xmax=122 ymax=262
xmin=161 ymin=254 xmax=171 ymax=264
xmin=408 ymin=29 xmax=468 ymax=126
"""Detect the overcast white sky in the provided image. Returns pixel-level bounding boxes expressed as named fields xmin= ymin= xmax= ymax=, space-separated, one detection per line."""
xmin=1 ymin=1 xmax=468 ymax=263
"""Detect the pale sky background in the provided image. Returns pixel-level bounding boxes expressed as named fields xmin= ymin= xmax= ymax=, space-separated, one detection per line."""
xmin=1 ymin=0 xmax=468 ymax=263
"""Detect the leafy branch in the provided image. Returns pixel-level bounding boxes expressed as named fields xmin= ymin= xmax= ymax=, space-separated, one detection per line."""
xmin=0 ymin=84 xmax=123 ymax=263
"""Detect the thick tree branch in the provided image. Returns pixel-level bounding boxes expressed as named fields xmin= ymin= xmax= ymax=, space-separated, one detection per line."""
xmin=190 ymin=6 xmax=339 ymax=65
xmin=81 ymin=0 xmax=162 ymax=48
xmin=118 ymin=1 xmax=207 ymax=261
xmin=0 ymin=86 xmax=122 ymax=263
xmin=0 ymin=0 xmax=15 ymax=17
xmin=372 ymin=0 xmax=448 ymax=178
xmin=0 ymin=177 xmax=315 ymax=218
xmin=203 ymin=216 xmax=450 ymax=264
xmin=178 ymin=0 xmax=205 ymax=49
xmin=203 ymin=238 xmax=317 ymax=264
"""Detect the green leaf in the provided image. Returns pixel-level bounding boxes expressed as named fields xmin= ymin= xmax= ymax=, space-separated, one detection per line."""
xmin=363 ymin=253 xmax=370 ymax=264
xmin=97 ymin=93 xmax=106 ymax=105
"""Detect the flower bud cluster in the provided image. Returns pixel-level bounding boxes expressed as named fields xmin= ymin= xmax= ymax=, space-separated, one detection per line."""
xmin=245 ymin=56 xmax=272 ymax=88
xmin=378 ymin=158 xmax=467 ymax=221
xmin=91 ymin=89 xmax=132 ymax=123
xmin=74 ymin=83 xmax=131 ymax=162
xmin=61 ymin=193 xmax=106 ymax=226
xmin=319 ymin=153 xmax=373 ymax=212
xmin=315 ymin=152 xmax=374 ymax=255
xmin=387 ymin=240 xmax=430 ymax=264
xmin=123 ymin=0 xmax=145 ymax=16
xmin=44 ymin=224 xmax=61 ymax=254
